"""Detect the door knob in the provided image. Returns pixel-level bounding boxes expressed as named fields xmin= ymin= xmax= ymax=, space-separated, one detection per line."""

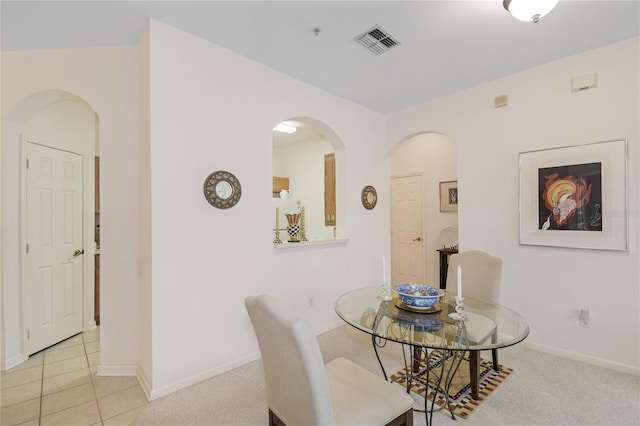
xmin=73 ymin=249 xmax=85 ymax=257
xmin=412 ymin=237 xmax=422 ymax=242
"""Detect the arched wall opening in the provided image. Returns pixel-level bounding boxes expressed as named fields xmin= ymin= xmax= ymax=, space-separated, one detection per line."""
xmin=1 ymin=89 xmax=99 ymax=369
xmin=272 ymin=116 xmax=347 ymax=242
xmin=389 ymin=131 xmax=458 ymax=288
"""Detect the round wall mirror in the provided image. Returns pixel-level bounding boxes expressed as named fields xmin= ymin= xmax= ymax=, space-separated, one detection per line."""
xmin=204 ymin=171 xmax=242 ymax=209
xmin=361 ymin=185 xmax=377 ymax=210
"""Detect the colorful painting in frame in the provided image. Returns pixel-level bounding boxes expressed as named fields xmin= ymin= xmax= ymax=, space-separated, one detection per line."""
xmin=519 ymin=139 xmax=627 ymax=251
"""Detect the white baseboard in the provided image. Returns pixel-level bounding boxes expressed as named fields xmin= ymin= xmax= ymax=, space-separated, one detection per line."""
xmin=315 ymin=320 xmax=343 ymax=336
xmin=96 ymin=364 xmax=139 ymax=376
xmin=95 ymin=364 xmax=152 ymax=401
xmin=92 ymin=321 xmax=638 ymax=404
xmin=1 ymin=353 xmax=28 ymax=371
xmin=321 ymin=321 xmax=640 ymax=376
xmin=524 ymin=340 xmax=640 ymax=376
xmin=144 ymin=321 xmax=342 ymax=400
xmin=136 ymin=367 xmax=152 ymax=401
xmin=148 ymin=352 xmax=261 ymax=401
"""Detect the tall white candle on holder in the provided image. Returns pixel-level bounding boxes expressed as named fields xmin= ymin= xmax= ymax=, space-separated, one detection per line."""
xmin=382 ymin=256 xmax=387 ymax=283
xmin=457 ymin=265 xmax=462 ymax=298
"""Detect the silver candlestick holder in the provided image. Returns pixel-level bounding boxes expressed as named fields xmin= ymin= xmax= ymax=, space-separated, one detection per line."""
xmin=273 ymin=207 xmax=282 ymax=244
xmin=448 ymin=296 xmax=468 ymax=321
xmin=299 ymin=207 xmax=308 ymax=242
xmin=378 ymin=281 xmax=392 ymax=301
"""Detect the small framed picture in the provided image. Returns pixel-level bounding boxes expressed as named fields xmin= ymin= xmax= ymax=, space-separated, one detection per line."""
xmin=440 ymin=181 xmax=458 ymax=212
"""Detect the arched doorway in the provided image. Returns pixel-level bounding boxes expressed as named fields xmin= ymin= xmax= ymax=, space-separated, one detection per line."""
xmin=2 ymin=90 xmax=99 ymax=364
xmin=390 ymin=132 xmax=458 ymax=287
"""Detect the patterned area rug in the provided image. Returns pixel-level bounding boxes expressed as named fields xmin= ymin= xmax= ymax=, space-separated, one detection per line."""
xmin=389 ymin=350 xmax=513 ymax=419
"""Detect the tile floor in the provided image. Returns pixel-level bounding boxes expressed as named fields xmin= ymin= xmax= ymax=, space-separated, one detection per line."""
xmin=1 ymin=328 xmax=149 ymax=426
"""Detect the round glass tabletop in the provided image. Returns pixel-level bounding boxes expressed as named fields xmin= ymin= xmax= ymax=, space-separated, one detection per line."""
xmin=335 ymin=286 xmax=529 ymax=351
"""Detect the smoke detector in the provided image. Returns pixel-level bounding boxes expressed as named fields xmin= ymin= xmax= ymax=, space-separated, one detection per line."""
xmin=354 ymin=25 xmax=400 ymax=56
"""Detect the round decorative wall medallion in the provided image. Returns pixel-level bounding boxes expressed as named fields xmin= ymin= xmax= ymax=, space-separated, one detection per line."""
xmin=203 ymin=171 xmax=242 ymax=209
xmin=361 ymin=185 xmax=377 ymax=210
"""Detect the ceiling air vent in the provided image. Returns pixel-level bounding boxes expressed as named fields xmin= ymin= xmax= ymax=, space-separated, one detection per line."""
xmin=354 ymin=25 xmax=400 ymax=56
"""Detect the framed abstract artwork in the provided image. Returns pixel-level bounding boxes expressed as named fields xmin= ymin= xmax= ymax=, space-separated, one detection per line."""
xmin=439 ymin=181 xmax=458 ymax=212
xmin=519 ymin=139 xmax=627 ymax=251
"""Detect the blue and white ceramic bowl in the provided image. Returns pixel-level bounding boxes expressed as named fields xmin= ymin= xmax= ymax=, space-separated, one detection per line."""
xmin=394 ymin=284 xmax=444 ymax=308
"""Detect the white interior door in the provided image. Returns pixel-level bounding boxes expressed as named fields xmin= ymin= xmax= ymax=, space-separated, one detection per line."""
xmin=391 ymin=174 xmax=424 ymax=285
xmin=25 ymin=142 xmax=84 ymax=355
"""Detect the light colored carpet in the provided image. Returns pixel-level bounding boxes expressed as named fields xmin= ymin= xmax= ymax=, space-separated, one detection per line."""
xmin=135 ymin=325 xmax=640 ymax=426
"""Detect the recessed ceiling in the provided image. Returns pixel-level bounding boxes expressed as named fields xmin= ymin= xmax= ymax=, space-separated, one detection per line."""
xmin=1 ymin=1 xmax=638 ymax=113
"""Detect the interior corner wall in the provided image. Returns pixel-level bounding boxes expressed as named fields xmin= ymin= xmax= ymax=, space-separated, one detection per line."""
xmin=145 ymin=19 xmax=391 ymax=398
xmin=386 ymin=37 xmax=640 ymax=373
xmin=1 ymin=46 xmax=141 ymax=370
xmin=137 ymin=22 xmax=153 ymax=396
xmin=0 ymin=71 xmax=3 ymax=369
xmin=1 ymin=117 xmax=26 ymax=368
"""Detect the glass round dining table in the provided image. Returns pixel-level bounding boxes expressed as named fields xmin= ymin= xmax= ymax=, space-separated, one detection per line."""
xmin=334 ymin=286 xmax=529 ymax=424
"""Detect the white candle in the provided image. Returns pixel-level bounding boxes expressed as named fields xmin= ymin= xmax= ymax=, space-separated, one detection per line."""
xmin=382 ymin=256 xmax=387 ymax=283
xmin=457 ymin=265 xmax=462 ymax=298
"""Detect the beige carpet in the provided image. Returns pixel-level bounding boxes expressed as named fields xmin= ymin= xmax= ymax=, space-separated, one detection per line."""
xmin=390 ymin=351 xmax=513 ymax=419
xmin=135 ymin=325 xmax=640 ymax=426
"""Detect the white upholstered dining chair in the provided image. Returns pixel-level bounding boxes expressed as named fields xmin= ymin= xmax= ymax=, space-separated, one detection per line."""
xmin=245 ymin=294 xmax=414 ymax=426
xmin=445 ymin=250 xmax=503 ymax=400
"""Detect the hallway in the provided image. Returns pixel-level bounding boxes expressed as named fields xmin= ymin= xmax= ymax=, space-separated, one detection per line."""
xmin=1 ymin=328 xmax=148 ymax=425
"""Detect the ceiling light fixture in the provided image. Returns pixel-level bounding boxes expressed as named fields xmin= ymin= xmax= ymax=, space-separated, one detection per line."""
xmin=503 ymin=0 xmax=559 ymax=23
xmin=273 ymin=123 xmax=297 ymax=134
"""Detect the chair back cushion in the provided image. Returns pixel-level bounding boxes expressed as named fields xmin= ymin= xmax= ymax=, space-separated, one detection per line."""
xmin=446 ymin=250 xmax=502 ymax=302
xmin=245 ymin=295 xmax=333 ymax=425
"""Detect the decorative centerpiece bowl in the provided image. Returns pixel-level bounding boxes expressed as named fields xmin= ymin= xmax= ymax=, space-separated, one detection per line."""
xmin=394 ymin=284 xmax=445 ymax=309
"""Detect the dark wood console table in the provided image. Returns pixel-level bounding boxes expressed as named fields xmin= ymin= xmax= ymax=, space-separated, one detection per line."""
xmin=437 ymin=248 xmax=458 ymax=289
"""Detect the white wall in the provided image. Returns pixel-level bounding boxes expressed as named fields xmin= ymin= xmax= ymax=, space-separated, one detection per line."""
xmin=0 ymin=21 xmax=389 ymax=399
xmin=2 ymin=20 xmax=635 ymax=403
xmin=390 ymin=133 xmax=458 ymax=286
xmin=1 ymin=47 xmax=141 ymax=371
xmin=387 ymin=37 xmax=640 ymax=373
xmin=146 ymin=20 xmax=389 ymax=398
